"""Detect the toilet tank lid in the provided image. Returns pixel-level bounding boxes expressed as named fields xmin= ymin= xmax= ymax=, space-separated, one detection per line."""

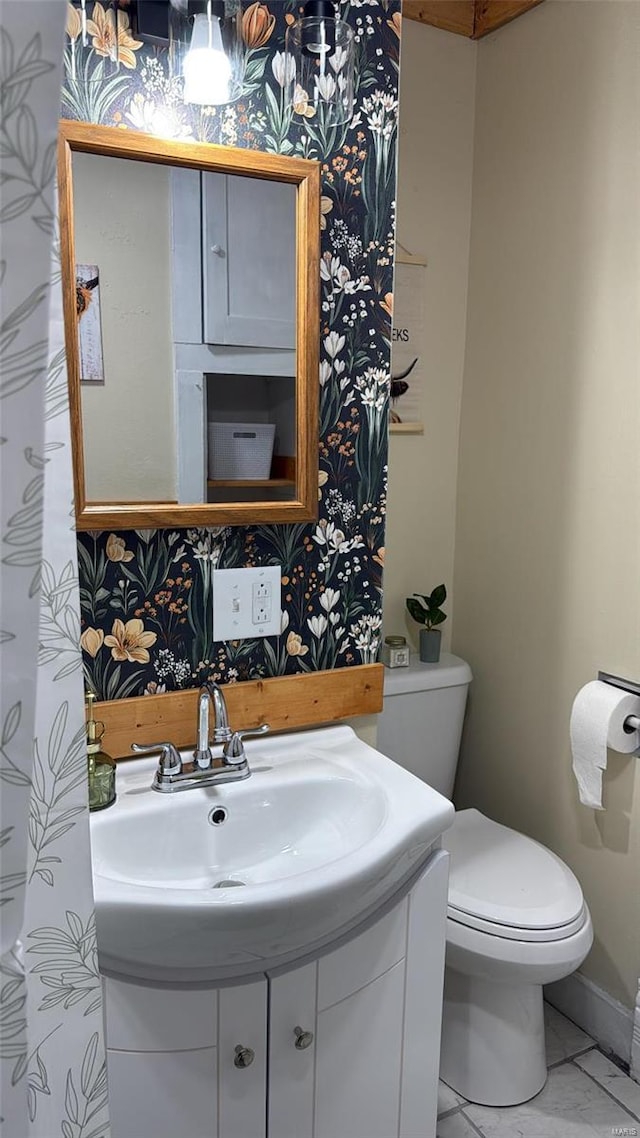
xmin=383 ymin=653 xmax=472 ymax=697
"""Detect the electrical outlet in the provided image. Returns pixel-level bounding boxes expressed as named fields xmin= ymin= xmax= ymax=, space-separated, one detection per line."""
xmin=252 ymin=581 xmax=272 ymax=626
xmin=212 ymin=565 xmax=281 ymax=641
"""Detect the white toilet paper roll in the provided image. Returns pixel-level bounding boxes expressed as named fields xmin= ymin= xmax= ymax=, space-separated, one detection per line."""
xmin=570 ymin=680 xmax=640 ymax=810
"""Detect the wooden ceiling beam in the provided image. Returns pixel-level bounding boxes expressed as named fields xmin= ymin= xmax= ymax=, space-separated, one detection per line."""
xmin=472 ymin=0 xmax=544 ymax=38
xmin=402 ymin=1 xmax=475 ymax=38
xmin=402 ymin=0 xmax=543 ymax=39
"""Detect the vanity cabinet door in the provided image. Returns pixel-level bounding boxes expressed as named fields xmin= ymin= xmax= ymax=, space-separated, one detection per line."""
xmin=218 ymin=979 xmax=268 ymax=1138
xmin=267 ymin=851 xmax=450 ymax=1138
xmin=268 ymin=963 xmax=317 ymax=1138
xmin=107 ymin=1047 xmax=218 ymax=1138
xmin=314 ymin=959 xmax=407 ymax=1138
xmin=267 ymin=898 xmax=409 ymax=1138
xmin=268 ymin=959 xmax=407 ymax=1138
xmin=104 ymin=980 xmax=219 ymax=1138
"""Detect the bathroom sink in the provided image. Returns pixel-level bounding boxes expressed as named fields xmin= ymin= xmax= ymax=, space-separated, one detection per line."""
xmin=90 ymin=724 xmax=454 ymax=983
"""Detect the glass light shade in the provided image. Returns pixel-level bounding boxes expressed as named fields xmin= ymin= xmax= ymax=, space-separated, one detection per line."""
xmin=284 ymin=14 xmax=355 ymax=126
xmin=169 ymin=0 xmax=244 ymax=107
xmin=183 ymin=12 xmax=232 ymax=104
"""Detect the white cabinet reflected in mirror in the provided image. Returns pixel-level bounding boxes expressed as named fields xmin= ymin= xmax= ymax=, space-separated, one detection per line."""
xmin=59 ymin=121 xmax=320 ymax=530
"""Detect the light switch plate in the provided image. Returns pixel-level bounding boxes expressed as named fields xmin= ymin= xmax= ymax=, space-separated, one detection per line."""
xmin=212 ymin=565 xmax=282 ymax=641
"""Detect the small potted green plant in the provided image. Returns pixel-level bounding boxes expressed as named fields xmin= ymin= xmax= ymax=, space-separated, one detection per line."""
xmin=406 ymin=584 xmax=447 ymax=663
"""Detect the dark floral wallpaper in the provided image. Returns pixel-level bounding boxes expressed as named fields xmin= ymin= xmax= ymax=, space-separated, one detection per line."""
xmin=63 ymin=0 xmax=400 ymax=700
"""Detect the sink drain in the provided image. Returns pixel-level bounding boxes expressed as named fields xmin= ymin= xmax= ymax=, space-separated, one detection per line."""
xmin=213 ymin=879 xmax=246 ymax=889
xmin=208 ymin=806 xmax=228 ymax=826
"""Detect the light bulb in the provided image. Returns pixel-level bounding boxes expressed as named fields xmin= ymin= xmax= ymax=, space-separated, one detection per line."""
xmin=301 ymin=1 xmax=336 ymax=55
xmin=306 ymin=20 xmax=329 ymax=55
xmin=183 ymin=11 xmax=231 ymax=105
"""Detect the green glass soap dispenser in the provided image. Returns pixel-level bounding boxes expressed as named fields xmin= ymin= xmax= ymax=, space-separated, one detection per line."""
xmin=86 ymin=691 xmax=116 ymax=811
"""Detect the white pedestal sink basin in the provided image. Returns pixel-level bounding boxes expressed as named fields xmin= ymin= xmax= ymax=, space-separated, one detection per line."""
xmin=90 ymin=725 xmax=454 ymax=983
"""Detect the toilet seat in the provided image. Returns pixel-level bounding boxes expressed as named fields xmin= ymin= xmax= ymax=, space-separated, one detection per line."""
xmin=442 ymin=809 xmax=586 ymax=942
xmin=444 ymin=900 xmax=593 ymax=987
xmin=447 ymin=902 xmax=588 ymax=942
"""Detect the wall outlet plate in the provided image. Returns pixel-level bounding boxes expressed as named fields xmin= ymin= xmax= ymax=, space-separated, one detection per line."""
xmin=212 ymin=565 xmax=282 ymax=641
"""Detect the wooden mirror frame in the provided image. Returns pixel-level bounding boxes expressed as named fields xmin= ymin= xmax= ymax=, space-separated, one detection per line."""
xmin=58 ymin=120 xmax=320 ymax=531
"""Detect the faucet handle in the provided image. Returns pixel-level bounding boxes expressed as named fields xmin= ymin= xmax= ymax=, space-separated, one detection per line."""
xmin=222 ymin=724 xmax=269 ymax=767
xmin=131 ymin=741 xmax=182 ymax=774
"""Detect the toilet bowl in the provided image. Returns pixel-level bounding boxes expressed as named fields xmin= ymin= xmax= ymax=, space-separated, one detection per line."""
xmin=439 ymin=809 xmax=593 ymax=1105
xmin=377 ymin=655 xmax=593 ymax=1107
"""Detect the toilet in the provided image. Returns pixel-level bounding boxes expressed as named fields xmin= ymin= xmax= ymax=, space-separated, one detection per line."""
xmin=377 ymin=653 xmax=593 ymax=1108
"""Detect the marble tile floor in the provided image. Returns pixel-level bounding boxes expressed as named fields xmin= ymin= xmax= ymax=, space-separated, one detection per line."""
xmin=437 ymin=1004 xmax=640 ymax=1138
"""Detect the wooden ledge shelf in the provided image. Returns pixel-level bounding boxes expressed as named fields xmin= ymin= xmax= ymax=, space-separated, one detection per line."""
xmin=96 ymin=664 xmax=384 ymax=761
xmin=207 ymin=455 xmax=296 ymax=490
xmin=207 ymin=478 xmax=295 ymax=489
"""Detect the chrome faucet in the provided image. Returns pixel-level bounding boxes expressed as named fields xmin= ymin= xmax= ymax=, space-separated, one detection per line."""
xmin=131 ymin=680 xmax=269 ymax=793
xmin=195 ymin=680 xmax=233 ymax=767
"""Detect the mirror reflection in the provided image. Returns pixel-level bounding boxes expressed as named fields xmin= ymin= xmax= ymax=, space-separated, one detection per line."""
xmin=72 ymin=150 xmax=297 ymax=507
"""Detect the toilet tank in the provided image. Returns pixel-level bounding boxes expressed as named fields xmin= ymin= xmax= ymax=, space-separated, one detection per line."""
xmin=377 ymin=653 xmax=472 ymax=799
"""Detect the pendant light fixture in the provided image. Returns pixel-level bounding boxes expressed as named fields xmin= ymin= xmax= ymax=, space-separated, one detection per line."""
xmin=169 ymin=0 xmax=243 ymax=106
xmin=284 ymin=1 xmax=355 ymax=126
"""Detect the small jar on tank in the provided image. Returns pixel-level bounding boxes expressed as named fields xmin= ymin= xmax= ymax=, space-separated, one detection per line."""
xmin=381 ymin=635 xmax=410 ymax=669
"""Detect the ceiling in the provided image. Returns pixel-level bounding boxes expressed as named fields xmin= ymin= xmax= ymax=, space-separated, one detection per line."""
xmin=403 ymin=0 xmax=544 ymax=39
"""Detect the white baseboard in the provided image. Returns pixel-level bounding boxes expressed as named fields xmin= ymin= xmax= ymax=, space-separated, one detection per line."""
xmin=545 ymin=972 xmax=634 ymax=1069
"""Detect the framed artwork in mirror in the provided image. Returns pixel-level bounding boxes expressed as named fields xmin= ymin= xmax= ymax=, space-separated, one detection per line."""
xmin=76 ymin=263 xmax=104 ymax=385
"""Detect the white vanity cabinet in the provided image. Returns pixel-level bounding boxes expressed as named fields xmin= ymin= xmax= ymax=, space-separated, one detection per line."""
xmin=103 ymin=851 xmax=449 ymax=1138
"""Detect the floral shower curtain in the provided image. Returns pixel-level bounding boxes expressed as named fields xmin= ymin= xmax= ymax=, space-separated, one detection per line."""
xmin=0 ymin=3 xmax=109 ymax=1135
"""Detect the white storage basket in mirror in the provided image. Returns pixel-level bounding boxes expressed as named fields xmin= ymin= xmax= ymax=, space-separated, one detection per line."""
xmin=208 ymin=423 xmax=276 ymax=482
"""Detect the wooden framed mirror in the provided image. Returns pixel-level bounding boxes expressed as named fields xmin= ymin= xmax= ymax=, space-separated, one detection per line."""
xmin=58 ymin=120 xmax=320 ymax=530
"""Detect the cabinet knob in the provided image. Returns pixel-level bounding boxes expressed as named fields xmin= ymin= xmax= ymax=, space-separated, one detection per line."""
xmin=233 ymin=1044 xmax=255 ymax=1068
xmin=293 ymin=1026 xmax=314 ymax=1050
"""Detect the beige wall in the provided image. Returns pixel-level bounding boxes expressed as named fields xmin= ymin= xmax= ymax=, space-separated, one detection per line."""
xmin=453 ymin=1 xmax=640 ymax=1008
xmin=74 ymin=152 xmax=176 ymax=501
xmin=383 ymin=21 xmax=476 ymax=648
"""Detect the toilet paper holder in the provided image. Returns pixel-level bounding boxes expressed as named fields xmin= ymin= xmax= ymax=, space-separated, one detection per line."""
xmin=598 ymin=670 xmax=640 ymax=734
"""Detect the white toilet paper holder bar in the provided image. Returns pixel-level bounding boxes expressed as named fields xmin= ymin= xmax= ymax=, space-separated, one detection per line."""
xmin=598 ymin=671 xmax=640 ymax=734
